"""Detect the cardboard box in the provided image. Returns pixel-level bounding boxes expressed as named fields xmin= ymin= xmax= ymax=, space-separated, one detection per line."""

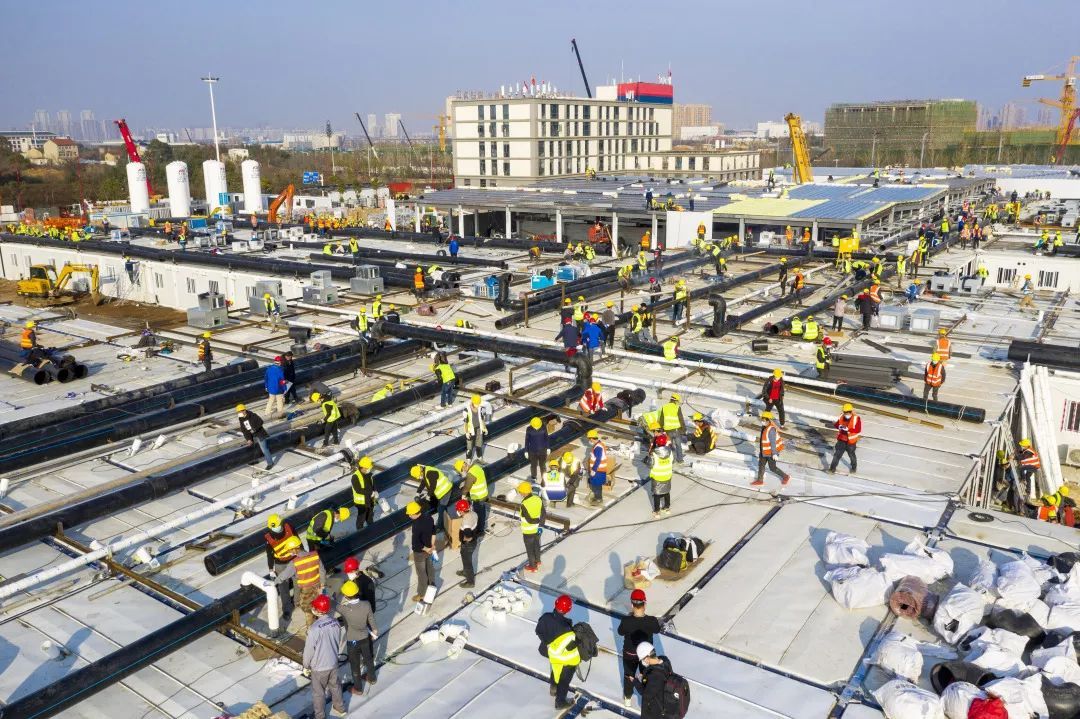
xmin=623 ymin=558 xmax=653 ymax=590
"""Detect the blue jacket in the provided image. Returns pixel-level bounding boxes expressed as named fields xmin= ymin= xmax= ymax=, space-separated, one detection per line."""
xmin=525 ymin=425 xmax=549 ymax=454
xmin=588 ymin=443 xmax=607 ymax=485
xmin=581 ymin=323 xmax=603 ymax=349
xmin=264 ymin=364 xmax=286 ymax=395
xmin=555 ymin=323 xmax=579 ymax=349
xmin=448 ymin=238 xmax=460 ymax=255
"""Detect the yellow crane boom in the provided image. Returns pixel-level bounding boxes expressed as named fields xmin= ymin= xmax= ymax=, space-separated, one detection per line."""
xmin=784 ymin=113 xmax=813 ymax=184
xmin=1022 ymin=55 xmax=1079 ymax=155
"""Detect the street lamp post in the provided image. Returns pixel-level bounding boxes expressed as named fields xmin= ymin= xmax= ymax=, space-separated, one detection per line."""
xmin=201 ymin=75 xmax=221 ymax=163
xmin=919 ymin=131 xmax=929 ymax=168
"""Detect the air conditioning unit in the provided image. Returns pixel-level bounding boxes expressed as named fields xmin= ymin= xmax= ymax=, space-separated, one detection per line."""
xmin=1064 ymin=445 xmax=1080 ymax=468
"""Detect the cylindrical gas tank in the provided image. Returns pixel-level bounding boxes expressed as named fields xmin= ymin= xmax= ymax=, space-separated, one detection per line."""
xmin=126 ymin=163 xmax=150 ymax=214
xmin=241 ymin=160 xmax=261 ymax=214
xmin=165 ymin=161 xmax=191 ymax=218
xmin=202 ymin=159 xmax=227 ymax=211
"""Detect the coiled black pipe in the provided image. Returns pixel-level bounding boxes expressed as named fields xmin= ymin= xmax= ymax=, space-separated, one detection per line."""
xmin=623 ymin=336 xmax=986 ymax=423
xmin=0 ymin=358 xmax=503 ymax=553
xmin=1008 ymin=340 xmax=1080 ymax=370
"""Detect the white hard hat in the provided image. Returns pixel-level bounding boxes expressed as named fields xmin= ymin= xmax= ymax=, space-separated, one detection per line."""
xmin=636 ymin=641 xmax=655 ymax=662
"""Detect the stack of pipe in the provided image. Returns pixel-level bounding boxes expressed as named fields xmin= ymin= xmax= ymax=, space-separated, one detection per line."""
xmin=0 ymin=341 xmax=87 ymax=385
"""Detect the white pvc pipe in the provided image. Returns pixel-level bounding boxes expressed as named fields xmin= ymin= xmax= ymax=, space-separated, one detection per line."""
xmin=242 ymin=571 xmax=281 ymax=632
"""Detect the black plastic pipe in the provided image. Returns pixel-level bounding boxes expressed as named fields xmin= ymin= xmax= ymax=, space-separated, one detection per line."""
xmin=723 ymin=288 xmax=819 ymax=332
xmin=623 ymin=336 xmax=985 ymax=423
xmin=203 ymin=383 xmax=584 ymax=575
xmin=1008 ymin=340 xmax=1080 ymax=370
xmin=0 ymin=586 xmax=265 ymax=719
xmin=294 ymin=242 xmax=508 ymax=269
xmin=333 ymin=226 xmax=567 ymax=254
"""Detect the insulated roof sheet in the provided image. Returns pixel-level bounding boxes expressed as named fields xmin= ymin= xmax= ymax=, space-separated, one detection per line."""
xmin=712 ymin=198 xmax=825 ymax=218
xmin=785 ymin=184 xmax=863 ymax=201
xmin=789 ymin=197 xmax=893 ymax=221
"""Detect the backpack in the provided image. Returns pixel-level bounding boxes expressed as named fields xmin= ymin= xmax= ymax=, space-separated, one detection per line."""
xmin=658 ymin=546 xmax=688 ymax=573
xmin=662 ymin=671 xmax=691 ymax=718
xmin=573 ymin=622 xmax=599 ymax=662
xmin=679 ymin=537 xmax=706 ymax=563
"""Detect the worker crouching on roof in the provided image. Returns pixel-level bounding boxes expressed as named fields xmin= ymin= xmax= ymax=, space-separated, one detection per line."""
xmin=689 ymin=412 xmax=716 ymax=455
xmin=264 ymin=514 xmax=296 ymax=627
xmin=302 ymin=594 xmax=348 ymax=719
xmin=310 ymin=391 xmax=342 ymax=446
xmin=536 ymin=594 xmax=580 ymax=710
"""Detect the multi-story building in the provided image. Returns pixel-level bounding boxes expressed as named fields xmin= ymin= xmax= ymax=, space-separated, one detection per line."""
xmin=56 ymin=110 xmax=72 ymax=139
xmin=42 ymin=137 xmax=79 ymax=163
xmin=0 ymin=129 xmax=58 ymax=153
xmin=672 ymin=103 xmax=711 ymax=140
xmin=365 ymin=113 xmax=380 ymax=139
xmin=384 ymin=113 xmax=401 ymax=139
xmin=824 ymin=98 xmax=977 ymax=165
xmin=33 ymin=110 xmax=52 ymax=133
xmin=79 ymin=110 xmax=98 ymax=143
xmin=282 ymin=131 xmax=345 ymax=150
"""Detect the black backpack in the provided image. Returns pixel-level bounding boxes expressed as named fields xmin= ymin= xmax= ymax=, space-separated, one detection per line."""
xmin=662 ymin=671 xmax=691 ymax=718
xmin=572 ymin=622 xmax=599 ymax=662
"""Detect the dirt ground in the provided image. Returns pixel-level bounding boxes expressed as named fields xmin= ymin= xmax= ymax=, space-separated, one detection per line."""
xmin=0 ymin=279 xmax=187 ymax=331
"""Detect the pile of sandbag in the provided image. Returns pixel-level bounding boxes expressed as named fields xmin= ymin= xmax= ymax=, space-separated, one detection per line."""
xmin=820 ymin=535 xmax=952 ymax=612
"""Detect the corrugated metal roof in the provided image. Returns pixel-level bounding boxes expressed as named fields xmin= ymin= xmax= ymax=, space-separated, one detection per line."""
xmin=789 ymin=197 xmax=892 ymax=221
xmin=785 ymin=185 xmax=861 ymax=201
xmin=862 ymin=186 xmax=943 ymax=202
xmin=712 ymin=198 xmax=825 ymax=217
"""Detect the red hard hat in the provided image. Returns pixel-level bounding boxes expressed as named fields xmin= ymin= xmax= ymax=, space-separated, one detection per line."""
xmin=311 ymin=594 xmax=331 ymax=614
xmin=630 ymin=589 xmax=647 ymax=603
xmin=455 ymin=499 xmax=471 ymax=513
xmin=823 ymin=337 xmax=833 ymax=346
xmin=343 ymin=557 xmax=360 ymax=574
xmin=554 ymin=594 xmax=573 ymax=614
xmin=654 ymin=433 xmax=668 ymax=447
xmin=274 ymin=355 xmax=283 ymax=362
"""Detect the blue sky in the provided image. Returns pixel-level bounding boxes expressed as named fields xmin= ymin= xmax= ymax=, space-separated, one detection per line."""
xmin=3 ymin=0 xmax=1078 ymax=133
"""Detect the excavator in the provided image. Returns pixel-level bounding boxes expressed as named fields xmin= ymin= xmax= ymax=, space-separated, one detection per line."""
xmin=268 ymin=184 xmax=295 ymax=224
xmin=17 ymin=263 xmax=103 ymax=306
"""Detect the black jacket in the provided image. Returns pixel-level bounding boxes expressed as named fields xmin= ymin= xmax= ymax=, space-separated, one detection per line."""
xmin=238 ymin=410 xmax=268 ymax=441
xmin=282 ymin=359 xmax=297 ymax=383
xmin=535 ymin=611 xmax=575 ymax=653
xmin=640 ymin=656 xmax=674 ymax=719
xmin=760 ymin=377 xmax=785 ymax=403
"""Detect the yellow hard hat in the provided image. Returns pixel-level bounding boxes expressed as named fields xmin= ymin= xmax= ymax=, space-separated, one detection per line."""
xmin=577 ymin=295 xmax=585 ymax=302
xmin=236 ymin=404 xmax=246 ymax=412
xmin=281 ymin=535 xmax=302 ymax=553
xmin=939 ymin=328 xmax=947 ymax=335
xmin=692 ymin=412 xmax=704 ymax=421
xmin=670 ymin=393 xmax=681 ymax=402
xmin=341 ymin=580 xmax=359 ymax=597
xmin=587 ymin=429 xmax=600 ymax=440
xmin=564 ymin=298 xmax=571 ymax=304
xmin=453 ymin=459 xmax=466 ymax=473
xmin=530 ymin=417 xmax=542 ymax=429
xmin=931 ymin=353 xmax=941 ymax=362
xmin=780 ymin=257 xmax=787 ymax=263
xmin=383 ymin=383 xmax=394 ymax=391
xmin=761 ymin=411 xmax=773 ymax=420
xmin=1018 ymin=438 xmax=1032 ymax=448
xmin=591 ymin=382 xmax=601 ymax=392
xmin=416 ymin=266 xmax=423 ymax=272
xmin=773 ymin=369 xmax=783 ymax=378
xmin=517 ymin=481 xmax=533 ymax=495
xmin=410 ymin=465 xmax=423 ymax=479
xmin=606 ymin=301 xmax=614 ymax=307
xmin=376 ymin=294 xmax=382 ymax=299
xmin=267 ymin=514 xmax=283 ymax=531
xmin=202 ymin=331 xmax=211 ymax=338
xmin=263 ymin=293 xmax=271 ymax=298
xmin=406 ymin=501 xmax=422 ymax=515
xmin=562 ymin=451 xmax=574 ymax=463
xmin=472 ymin=394 xmax=482 ymax=406
xmin=311 ymin=392 xmax=322 ymax=402
xmin=25 ymin=321 xmax=35 ymax=328
xmin=1025 ymin=274 xmax=1031 ymax=279
xmin=456 ymin=319 xmax=465 ymax=327
xmin=337 ymin=507 xmax=351 ymax=521
xmin=359 ymin=306 xmax=367 ymax=313
xmin=1062 ymin=486 xmax=1071 ymax=497
xmin=549 ymin=458 xmax=559 ymax=467
xmin=358 ymin=456 xmax=374 ymax=470
xmin=842 ymin=403 xmax=853 ymax=412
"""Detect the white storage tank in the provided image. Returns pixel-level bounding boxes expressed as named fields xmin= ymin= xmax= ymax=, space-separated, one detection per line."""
xmin=202 ymin=159 xmax=227 ymax=211
xmin=165 ymin=161 xmax=191 ymax=217
xmin=240 ymin=160 xmax=261 ymax=214
xmin=126 ymin=162 xmax=150 ymax=214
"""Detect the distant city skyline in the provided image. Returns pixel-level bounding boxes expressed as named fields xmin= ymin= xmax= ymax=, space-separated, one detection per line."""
xmin=2 ymin=0 xmax=1076 ymax=140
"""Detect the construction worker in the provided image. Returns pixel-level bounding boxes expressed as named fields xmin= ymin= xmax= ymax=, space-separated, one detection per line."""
xmin=855 ymin=290 xmax=874 ymax=330
xmin=433 ymin=357 xmax=457 ymax=406
xmin=895 ymin=255 xmax=907 ymax=288
xmin=662 ymin=335 xmax=680 ymax=361
xmin=618 ymin=590 xmax=662 ymax=708
xmin=525 ymin=416 xmax=550 ymax=481
xmin=311 ymin=391 xmax=342 ymax=446
xmin=354 ymin=306 xmax=369 ymax=338
xmin=761 ymin=369 xmax=787 ymax=426
xmin=338 ymin=578 xmax=378 ymax=695
xmin=671 ymin=279 xmax=688 ymax=323
xmin=541 ymin=458 xmax=568 ymax=505
xmin=322 ymin=241 xmax=333 ymax=255
xmin=372 ymin=383 xmax=394 ymax=402
xmin=196 ymin=331 xmax=212 ymax=371
xmin=463 ymin=394 xmax=488 ymax=460
xmin=352 ymin=456 xmax=376 ymax=530
xmin=274 ymin=536 xmax=325 ymax=629
xmin=940 ymin=215 xmax=951 ymax=244
xmin=789 ymin=269 xmax=805 ymax=305
xmin=790 ymin=314 xmax=804 ymax=337
xmin=263 ymin=293 xmax=280 ymax=327
xmin=264 ymin=514 xmax=297 ymax=626
xmin=712 ymin=246 xmax=727 ymax=278
xmin=828 ymin=403 xmax=862 ymax=474
xmin=831 ymin=295 xmax=848 ymax=332
xmin=636 ymin=642 xmax=675 ymax=719
xmin=753 ymin=411 xmax=790 ymax=488
xmin=784 ymin=226 xmax=794 ymax=245
xmin=776 ymin=258 xmax=789 ymax=295
xmin=618 ymin=263 xmax=634 ymax=291
xmin=413 ymin=266 xmax=425 ymax=298
xmin=572 ymin=295 xmax=587 ymax=333
xmin=636 ymin=248 xmax=649 ymax=277
xmin=935 ymin=328 xmax=952 ymax=361
xmin=923 ymin=353 xmax=946 ymax=402
xmin=536 ymin=594 xmax=580 ymax=709
xmin=237 ymin=404 xmax=274 ymax=470
xmin=519 ymin=481 xmax=545 ymax=571
xmin=976 ymin=262 xmax=989 ymax=282
xmin=457 ymin=460 xmax=489 ymax=534
xmin=407 ymin=501 xmax=436 ymax=602
xmin=803 ymin=314 xmax=820 ymax=342
xmin=587 ymin=428 xmax=609 ymax=504
xmin=689 ymin=412 xmax=716 ymax=454
xmin=648 ymin=435 xmax=673 ymax=518
xmin=601 ymin=301 xmax=617 ymax=352
xmin=816 ymin=336 xmax=834 ymax=378
xmin=265 ymin=356 xmax=287 ymax=418
xmin=581 ymin=314 xmax=603 ymax=362
xmin=456 ymin=499 xmax=478 ymax=588
xmin=301 ymin=593 xmax=348 ymax=719
xmin=579 ymin=382 xmax=604 ymax=414
xmin=558 ymin=451 xmax=583 ymax=507
xmin=802 ymin=227 xmax=811 ymax=244
xmin=628 ymin=304 xmax=645 ymax=341
xmin=348 ymin=236 xmax=359 ymax=257
xmin=640 ymin=229 xmax=651 ymax=252
xmin=306 ymin=506 xmax=350 ymax=551
xmin=1017 ymin=438 xmax=1041 ymax=488
xmin=697 ymin=222 xmax=706 ymax=243
xmin=868 ymin=282 xmax=882 ymax=317
xmin=1040 ymin=486 xmax=1070 ymax=523
xmin=660 ymin=393 xmax=685 ymax=464
xmin=411 ymin=463 xmax=453 ymax=532
xmin=1019 ymin=274 xmax=1036 ymax=311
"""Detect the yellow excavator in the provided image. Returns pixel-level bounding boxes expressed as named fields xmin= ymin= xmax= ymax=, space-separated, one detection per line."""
xmin=17 ymin=263 xmax=103 ymax=306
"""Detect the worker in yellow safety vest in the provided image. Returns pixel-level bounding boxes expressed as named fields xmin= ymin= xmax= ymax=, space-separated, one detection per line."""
xmin=371 ymin=294 xmax=383 ymax=319
xmin=648 ymin=436 xmax=674 ymax=517
xmin=519 ymin=482 xmax=545 ymax=571
xmin=660 ymin=393 xmax=685 ymax=463
xmin=456 ymin=460 xmax=489 ymax=533
xmin=412 ymin=464 xmax=454 ymax=531
xmin=311 ymin=391 xmax=342 ymax=446
xmin=305 ymin=506 xmax=350 ymax=547
xmin=352 ymin=456 xmax=376 ymax=530
xmin=536 ymin=594 xmax=580 ymax=709
xmin=802 ymin=315 xmax=820 ymax=341
xmin=662 ymin=336 xmax=679 ymax=361
xmin=433 ymin=359 xmax=457 ymax=406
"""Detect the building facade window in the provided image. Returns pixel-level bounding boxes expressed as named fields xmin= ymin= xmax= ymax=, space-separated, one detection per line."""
xmin=478 ymin=124 xmax=484 ymax=137
xmin=502 ymin=103 xmax=509 ymax=119
xmin=479 ymin=143 xmax=485 ymax=157
xmin=478 ymin=105 xmax=484 ymax=120
xmin=503 ymin=143 xmax=510 ymax=158
xmin=479 ymin=159 xmax=486 ymax=175
xmin=504 ymin=161 xmax=510 ymax=176
xmin=502 ymin=123 xmax=509 ymax=137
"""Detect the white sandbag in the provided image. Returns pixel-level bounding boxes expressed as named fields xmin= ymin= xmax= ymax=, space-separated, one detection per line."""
xmin=824 ymin=566 xmax=892 ymax=609
xmin=880 ymin=540 xmax=953 ymax=584
xmin=823 ymin=531 xmax=870 ymax=567
xmin=940 ymin=681 xmax=987 ymax=719
xmin=871 ymin=630 xmax=923 ymax=682
xmin=966 ymin=645 xmax=1027 ymax=677
xmin=872 ymin=679 xmax=945 ymax=719
xmin=1031 ymin=636 xmax=1076 ymax=670
xmin=933 ymin=583 xmax=989 ymax=644
xmin=996 ymin=560 xmax=1042 ymax=606
xmin=1021 ymin=553 xmax=1056 ymax=587
xmin=1041 ymin=655 xmax=1080 ymax=687
xmin=964 ymin=627 xmax=1029 ymax=659
xmin=983 ymin=674 xmax=1049 ymax=719
xmin=969 ymin=559 xmax=998 ymax=598
xmin=1043 ymin=567 xmax=1080 ymax=607
xmin=1047 ymin=602 xmax=1080 ymax=633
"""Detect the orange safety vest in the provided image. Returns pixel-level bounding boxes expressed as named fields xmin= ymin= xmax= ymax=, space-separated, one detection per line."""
xmin=20 ymin=328 xmax=35 ymax=349
xmin=793 ymin=273 xmax=805 ymax=290
xmin=760 ymin=422 xmax=784 ymax=456
xmin=802 ymin=229 xmax=810 ymax=242
xmin=579 ymin=389 xmax=604 ymax=414
xmin=935 ymin=336 xmax=952 ymax=361
xmin=869 ymin=285 xmax=882 ymax=303
xmin=1019 ymin=448 xmax=1041 ymax=469
xmin=264 ymin=524 xmax=296 ymax=562
xmin=924 ymin=362 xmax=944 ymax=387
xmin=835 ymin=414 xmax=862 ymax=445
xmin=292 ymin=549 xmax=322 ymax=586
xmin=414 ymin=271 xmax=425 ymax=290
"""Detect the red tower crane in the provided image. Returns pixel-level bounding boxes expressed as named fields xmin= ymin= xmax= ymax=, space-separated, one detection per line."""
xmin=114 ymin=118 xmax=153 ymax=194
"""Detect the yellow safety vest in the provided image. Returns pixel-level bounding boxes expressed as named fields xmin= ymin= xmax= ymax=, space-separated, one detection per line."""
xmin=349 ymin=238 xmax=358 ymax=252
xmin=264 ymin=296 xmax=277 ymax=313
xmin=467 ymin=465 xmax=489 ymax=501
xmin=641 ymin=410 xmax=661 ymax=431
xmin=573 ymin=303 xmax=585 ymax=321
xmin=629 ymin=312 xmax=644 ymax=332
xmin=322 ymin=400 xmax=341 ymax=423
xmin=637 ymin=253 xmax=647 ymax=270
xmin=371 ymin=299 xmax=382 ymax=318
xmin=803 ymin=320 xmax=820 ymax=341
xmin=323 ymin=244 xmax=332 ymax=254
xmin=424 ymin=466 xmax=452 ymax=499
xmin=663 ymin=338 xmax=678 ymax=360
xmin=357 ymin=313 xmax=368 ymax=331
xmin=436 ymin=363 xmax=456 ymax=383
xmin=352 ymin=470 xmax=370 ymax=506
xmin=661 ymin=402 xmax=681 ymax=431
xmin=650 ymin=454 xmax=673 ymax=482
xmin=306 ymin=510 xmax=334 ymax=541
xmin=674 ymin=287 xmax=687 ymax=303
xmin=372 ymin=387 xmax=391 ymax=401
xmin=791 ymin=317 xmax=804 ymax=335
xmin=521 ymin=495 xmax=543 ymax=534
xmin=548 ymin=630 xmax=581 ymax=666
